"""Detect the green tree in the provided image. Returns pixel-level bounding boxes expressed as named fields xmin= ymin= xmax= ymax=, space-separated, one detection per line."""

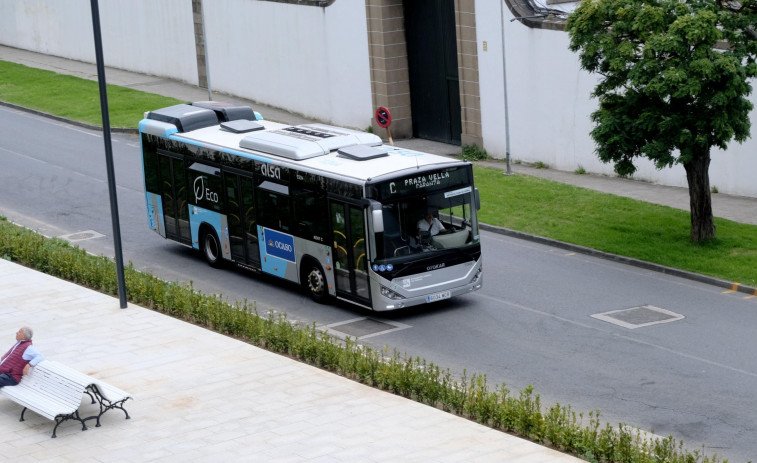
xmin=567 ymin=0 xmax=757 ymax=242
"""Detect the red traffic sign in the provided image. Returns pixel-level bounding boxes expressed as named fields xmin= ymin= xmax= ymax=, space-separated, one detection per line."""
xmin=375 ymin=106 xmax=392 ymax=128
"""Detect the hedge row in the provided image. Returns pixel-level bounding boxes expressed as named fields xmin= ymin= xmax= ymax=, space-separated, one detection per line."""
xmin=0 ymin=218 xmax=725 ymax=463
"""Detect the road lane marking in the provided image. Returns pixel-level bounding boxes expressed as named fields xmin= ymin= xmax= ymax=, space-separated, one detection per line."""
xmin=476 ymin=292 xmax=757 ymax=378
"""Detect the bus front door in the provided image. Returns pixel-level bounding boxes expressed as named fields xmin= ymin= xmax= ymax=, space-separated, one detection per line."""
xmin=225 ymin=173 xmax=260 ymax=267
xmin=331 ymin=202 xmax=371 ymax=305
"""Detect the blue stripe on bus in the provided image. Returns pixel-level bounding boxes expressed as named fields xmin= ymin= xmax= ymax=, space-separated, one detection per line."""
xmin=189 ymin=206 xmax=224 ymax=251
xmin=145 ymin=192 xmax=164 ymax=234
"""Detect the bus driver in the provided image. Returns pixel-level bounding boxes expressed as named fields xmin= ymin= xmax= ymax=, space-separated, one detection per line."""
xmin=417 ymin=210 xmax=448 ymax=238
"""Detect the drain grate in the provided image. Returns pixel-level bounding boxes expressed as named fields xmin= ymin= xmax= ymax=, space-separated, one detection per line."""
xmin=591 ymin=305 xmax=684 ymax=329
xmin=324 ymin=317 xmax=410 ymax=339
xmin=59 ymin=230 xmax=105 ymax=242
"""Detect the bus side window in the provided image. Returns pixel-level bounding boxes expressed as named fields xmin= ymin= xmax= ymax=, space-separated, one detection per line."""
xmin=257 ymin=190 xmax=291 ymax=232
xmin=143 ymin=149 xmax=159 ymax=193
xmin=292 ymin=188 xmax=327 ymax=242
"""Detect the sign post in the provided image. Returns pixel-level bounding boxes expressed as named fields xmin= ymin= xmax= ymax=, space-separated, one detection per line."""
xmin=375 ymin=106 xmax=393 ymax=146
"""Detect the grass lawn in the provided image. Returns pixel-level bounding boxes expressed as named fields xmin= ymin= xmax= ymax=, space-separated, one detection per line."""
xmin=2 ymin=58 xmax=756 ymax=287
xmin=475 ymin=167 xmax=757 ymax=286
xmin=0 ymin=60 xmax=182 ymax=128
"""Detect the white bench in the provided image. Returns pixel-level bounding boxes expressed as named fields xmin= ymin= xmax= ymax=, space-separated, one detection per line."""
xmin=43 ymin=361 xmax=133 ymax=425
xmin=1 ymin=360 xmax=132 ymax=437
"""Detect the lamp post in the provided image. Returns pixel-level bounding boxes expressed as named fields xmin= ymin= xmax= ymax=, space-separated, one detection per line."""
xmin=89 ymin=0 xmax=127 ymax=308
xmin=500 ymin=1 xmax=512 ymax=175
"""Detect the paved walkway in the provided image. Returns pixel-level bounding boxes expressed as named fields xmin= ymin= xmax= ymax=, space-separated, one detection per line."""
xmin=1 ymin=45 xmax=756 ymax=227
xmin=0 ymin=259 xmax=580 ymax=462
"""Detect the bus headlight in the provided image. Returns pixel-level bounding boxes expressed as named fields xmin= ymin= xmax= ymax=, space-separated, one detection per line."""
xmin=470 ymin=266 xmax=482 ymax=285
xmin=380 ymin=285 xmax=405 ymax=300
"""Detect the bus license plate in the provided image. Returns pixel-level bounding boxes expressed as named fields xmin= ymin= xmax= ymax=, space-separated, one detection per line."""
xmin=426 ymin=290 xmax=451 ymax=303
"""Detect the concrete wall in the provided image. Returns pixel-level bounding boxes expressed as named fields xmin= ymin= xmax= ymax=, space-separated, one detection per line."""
xmin=203 ymin=0 xmax=372 ymax=128
xmin=0 ymin=0 xmax=198 ymax=85
xmin=475 ymin=0 xmax=757 ymax=197
xmin=1 ymin=0 xmax=755 ymax=196
xmin=0 ymin=0 xmax=372 ymax=129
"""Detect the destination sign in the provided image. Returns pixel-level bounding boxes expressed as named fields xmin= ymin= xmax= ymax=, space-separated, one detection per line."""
xmin=376 ymin=167 xmax=469 ymax=199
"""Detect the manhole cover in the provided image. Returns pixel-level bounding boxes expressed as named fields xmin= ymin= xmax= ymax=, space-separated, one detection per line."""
xmin=324 ymin=317 xmax=410 ymax=339
xmin=591 ymin=305 xmax=684 ymax=329
xmin=59 ymin=230 xmax=105 ymax=242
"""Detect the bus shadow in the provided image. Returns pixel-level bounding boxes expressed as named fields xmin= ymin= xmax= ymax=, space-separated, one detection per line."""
xmin=380 ymin=297 xmax=471 ymax=321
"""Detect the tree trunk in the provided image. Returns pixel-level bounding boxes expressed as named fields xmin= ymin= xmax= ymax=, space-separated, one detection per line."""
xmin=683 ymin=149 xmax=716 ymax=242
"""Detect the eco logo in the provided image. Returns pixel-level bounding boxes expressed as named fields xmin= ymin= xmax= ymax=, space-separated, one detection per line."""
xmin=194 ymin=176 xmax=219 ymax=203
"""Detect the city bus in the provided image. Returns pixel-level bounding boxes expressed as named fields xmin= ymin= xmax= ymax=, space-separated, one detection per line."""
xmin=139 ymin=101 xmax=482 ymax=311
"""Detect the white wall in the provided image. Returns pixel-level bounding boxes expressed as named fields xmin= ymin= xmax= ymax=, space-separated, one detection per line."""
xmin=203 ymin=0 xmax=373 ymax=128
xmin=475 ymin=0 xmax=757 ymax=197
xmin=1 ymin=0 xmax=755 ymax=196
xmin=0 ymin=0 xmax=198 ymax=85
xmin=0 ymin=0 xmax=372 ymax=128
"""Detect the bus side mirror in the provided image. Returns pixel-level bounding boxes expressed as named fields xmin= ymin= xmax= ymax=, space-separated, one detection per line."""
xmin=372 ymin=208 xmax=384 ymax=233
xmin=475 ymin=188 xmax=481 ymax=210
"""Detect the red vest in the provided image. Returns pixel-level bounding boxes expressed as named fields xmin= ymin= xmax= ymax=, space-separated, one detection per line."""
xmin=1 ymin=340 xmax=32 ymax=383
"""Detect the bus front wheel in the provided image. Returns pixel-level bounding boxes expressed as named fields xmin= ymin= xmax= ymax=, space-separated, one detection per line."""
xmin=201 ymin=229 xmax=222 ymax=268
xmin=303 ymin=263 xmax=328 ymax=303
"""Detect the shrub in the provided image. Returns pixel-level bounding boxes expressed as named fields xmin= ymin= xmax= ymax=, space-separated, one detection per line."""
xmin=462 ymin=144 xmax=488 ymax=161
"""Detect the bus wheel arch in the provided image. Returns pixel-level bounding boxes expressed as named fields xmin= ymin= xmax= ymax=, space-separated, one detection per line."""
xmin=200 ymin=224 xmax=222 ymax=268
xmin=300 ymin=257 xmax=328 ymax=303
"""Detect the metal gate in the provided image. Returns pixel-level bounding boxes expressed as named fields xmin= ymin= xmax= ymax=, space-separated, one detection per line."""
xmin=404 ymin=0 xmax=462 ymax=145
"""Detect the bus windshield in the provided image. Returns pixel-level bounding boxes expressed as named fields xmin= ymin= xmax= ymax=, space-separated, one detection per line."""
xmin=376 ymin=184 xmax=479 ymax=261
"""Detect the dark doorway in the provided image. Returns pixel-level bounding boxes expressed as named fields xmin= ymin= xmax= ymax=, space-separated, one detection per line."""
xmin=404 ymin=0 xmax=462 ymax=145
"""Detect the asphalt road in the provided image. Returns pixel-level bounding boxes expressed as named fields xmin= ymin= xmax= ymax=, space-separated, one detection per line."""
xmin=2 ymin=106 xmax=756 ymax=461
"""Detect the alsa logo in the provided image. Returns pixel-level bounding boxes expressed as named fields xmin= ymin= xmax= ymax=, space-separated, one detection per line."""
xmin=427 ymin=263 xmax=445 ymax=271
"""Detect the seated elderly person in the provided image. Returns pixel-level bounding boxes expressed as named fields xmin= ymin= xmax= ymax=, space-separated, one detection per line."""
xmin=0 ymin=326 xmax=45 ymax=388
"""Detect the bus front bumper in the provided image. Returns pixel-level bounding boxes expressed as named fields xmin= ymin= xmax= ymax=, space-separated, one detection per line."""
xmin=371 ymin=267 xmax=482 ymax=312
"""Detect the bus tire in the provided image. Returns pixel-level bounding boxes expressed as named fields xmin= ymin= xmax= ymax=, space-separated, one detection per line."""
xmin=302 ymin=261 xmax=328 ymax=303
xmin=201 ymin=228 xmax=222 ymax=268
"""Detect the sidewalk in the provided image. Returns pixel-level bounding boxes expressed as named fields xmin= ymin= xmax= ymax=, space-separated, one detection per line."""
xmin=0 ymin=259 xmax=581 ymax=462
xmin=1 ymin=44 xmax=756 ymax=226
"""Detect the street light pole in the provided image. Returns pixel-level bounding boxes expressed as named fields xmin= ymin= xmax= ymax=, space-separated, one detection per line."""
xmin=89 ymin=0 xmax=128 ymax=308
xmin=500 ymin=0 xmax=512 ymax=175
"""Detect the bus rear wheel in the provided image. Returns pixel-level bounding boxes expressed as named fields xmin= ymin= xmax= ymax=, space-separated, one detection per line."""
xmin=201 ymin=229 xmax=222 ymax=268
xmin=303 ymin=263 xmax=328 ymax=303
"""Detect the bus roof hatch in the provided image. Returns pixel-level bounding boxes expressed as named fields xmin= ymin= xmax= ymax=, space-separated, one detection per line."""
xmin=239 ymin=124 xmax=382 ymax=161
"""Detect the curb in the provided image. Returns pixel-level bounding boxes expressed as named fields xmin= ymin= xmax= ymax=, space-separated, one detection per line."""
xmin=4 ymin=99 xmax=755 ymax=299
xmin=480 ymin=223 xmax=757 ymax=298
xmin=0 ymin=100 xmax=138 ymax=134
